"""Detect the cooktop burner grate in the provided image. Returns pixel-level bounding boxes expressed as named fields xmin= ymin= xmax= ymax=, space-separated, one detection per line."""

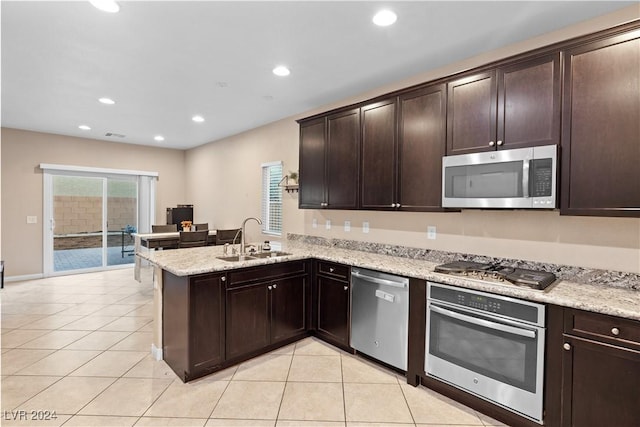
xmin=434 ymin=261 xmax=556 ymax=290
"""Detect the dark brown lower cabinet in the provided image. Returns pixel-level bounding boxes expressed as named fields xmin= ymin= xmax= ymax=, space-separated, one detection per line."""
xmin=561 ymin=308 xmax=640 ymax=427
xmin=315 ymin=261 xmax=350 ymax=349
xmin=225 ymin=261 xmax=309 ymax=361
xmin=225 ymin=282 xmax=270 ymax=360
xmin=562 ymin=335 xmax=640 ymax=427
xmin=163 ymin=271 xmax=225 ymax=382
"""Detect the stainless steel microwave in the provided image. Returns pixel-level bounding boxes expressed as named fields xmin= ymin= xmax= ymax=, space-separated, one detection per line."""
xmin=442 ymin=145 xmax=557 ymax=209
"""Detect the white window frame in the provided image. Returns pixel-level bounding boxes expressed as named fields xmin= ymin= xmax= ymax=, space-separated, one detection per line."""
xmin=261 ymin=161 xmax=283 ymax=236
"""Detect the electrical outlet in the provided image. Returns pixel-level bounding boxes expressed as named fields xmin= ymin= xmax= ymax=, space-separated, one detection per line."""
xmin=312 ymin=218 xmax=317 ymax=228
xmin=362 ymin=221 xmax=370 ymax=233
xmin=427 ymin=226 xmax=437 ymax=240
xmin=325 ymin=219 xmax=331 ymax=230
xmin=27 ymin=216 xmax=37 ymax=224
xmin=344 ymin=221 xmax=351 ymax=232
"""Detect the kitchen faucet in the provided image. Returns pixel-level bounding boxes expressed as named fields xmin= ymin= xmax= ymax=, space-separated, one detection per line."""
xmin=239 ymin=217 xmax=262 ymax=255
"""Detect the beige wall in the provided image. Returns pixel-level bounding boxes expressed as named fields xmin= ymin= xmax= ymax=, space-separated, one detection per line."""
xmin=185 ymin=5 xmax=640 ymax=274
xmin=1 ymin=128 xmax=186 ymax=277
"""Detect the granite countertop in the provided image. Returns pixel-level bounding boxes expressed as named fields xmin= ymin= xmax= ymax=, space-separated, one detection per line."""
xmin=138 ymin=239 xmax=639 ymax=321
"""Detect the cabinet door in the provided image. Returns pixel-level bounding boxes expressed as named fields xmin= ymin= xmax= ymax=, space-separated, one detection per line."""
xmin=361 ymin=99 xmax=397 ymax=209
xmin=299 ymin=117 xmax=326 ymax=208
xmin=562 ymin=335 xmax=640 ymax=427
xmin=447 ymin=71 xmax=497 ymax=155
xmin=317 ymin=275 xmax=350 ymax=347
xmin=398 ymin=85 xmax=446 ymax=210
xmin=225 ymin=283 xmax=269 ymax=359
xmin=270 ymin=275 xmax=307 ymax=344
xmin=497 ymin=53 xmax=560 ymax=150
xmin=561 ymin=31 xmax=640 ymax=217
xmin=190 ymin=274 xmax=225 ymax=370
xmin=327 ymin=109 xmax=360 ymax=209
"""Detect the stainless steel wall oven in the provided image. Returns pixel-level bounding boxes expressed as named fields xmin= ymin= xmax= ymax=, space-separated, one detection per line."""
xmin=425 ymin=282 xmax=546 ymax=424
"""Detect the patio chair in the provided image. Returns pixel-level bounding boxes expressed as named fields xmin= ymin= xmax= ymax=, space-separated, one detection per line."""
xmin=193 ymin=223 xmax=209 ymax=231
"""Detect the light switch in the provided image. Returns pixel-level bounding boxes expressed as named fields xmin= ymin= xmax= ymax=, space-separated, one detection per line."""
xmin=427 ymin=226 xmax=437 ymax=240
xmin=312 ymin=218 xmax=317 ymax=228
xmin=344 ymin=221 xmax=351 ymax=232
xmin=362 ymin=221 xmax=369 ymax=233
xmin=325 ymin=219 xmax=331 ymax=230
xmin=27 ymin=216 xmax=38 ymax=224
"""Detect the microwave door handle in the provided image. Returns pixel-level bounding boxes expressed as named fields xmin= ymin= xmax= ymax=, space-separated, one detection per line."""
xmin=430 ymin=304 xmax=536 ymax=339
xmin=522 ymin=159 xmax=530 ymax=198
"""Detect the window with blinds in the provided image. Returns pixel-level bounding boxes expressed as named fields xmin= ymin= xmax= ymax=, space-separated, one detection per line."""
xmin=261 ymin=161 xmax=283 ymax=235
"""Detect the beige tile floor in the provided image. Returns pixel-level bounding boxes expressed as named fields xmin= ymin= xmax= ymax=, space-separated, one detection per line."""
xmin=1 ymin=268 xmax=508 ymax=427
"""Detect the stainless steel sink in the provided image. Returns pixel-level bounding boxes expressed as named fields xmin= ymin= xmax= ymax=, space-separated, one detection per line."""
xmin=250 ymin=251 xmax=292 ymax=259
xmin=217 ymin=255 xmax=257 ymax=262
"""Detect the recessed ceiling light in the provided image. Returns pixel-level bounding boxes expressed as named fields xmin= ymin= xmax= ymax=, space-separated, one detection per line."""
xmin=154 ymin=135 xmax=165 ymax=142
xmin=373 ymin=10 xmax=397 ymax=26
xmin=99 ymin=97 xmax=115 ymax=105
xmin=272 ymin=66 xmax=291 ymax=77
xmin=89 ymin=0 xmax=120 ymax=13
xmin=78 ymin=125 xmax=91 ymax=130
xmin=192 ymin=115 xmax=205 ymax=123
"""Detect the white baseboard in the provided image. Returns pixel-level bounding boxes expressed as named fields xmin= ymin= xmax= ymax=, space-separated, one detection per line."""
xmin=5 ymin=273 xmax=44 ymax=283
xmin=151 ymin=343 xmax=163 ymax=361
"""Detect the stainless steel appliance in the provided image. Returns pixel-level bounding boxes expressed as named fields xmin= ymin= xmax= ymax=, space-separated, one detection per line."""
xmin=442 ymin=145 xmax=557 ymax=209
xmin=434 ymin=261 xmax=557 ymax=290
xmin=426 ymin=282 xmax=546 ymax=424
xmin=350 ymin=268 xmax=409 ymax=370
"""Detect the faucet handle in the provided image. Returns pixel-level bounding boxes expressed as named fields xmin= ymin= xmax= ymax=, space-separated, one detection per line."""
xmin=223 ymin=243 xmax=229 ymax=255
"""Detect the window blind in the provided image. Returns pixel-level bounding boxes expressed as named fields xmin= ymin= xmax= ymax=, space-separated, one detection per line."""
xmin=261 ymin=161 xmax=283 ymax=235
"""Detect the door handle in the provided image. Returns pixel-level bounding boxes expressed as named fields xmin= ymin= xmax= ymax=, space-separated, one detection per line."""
xmin=430 ymin=304 xmax=536 ymax=339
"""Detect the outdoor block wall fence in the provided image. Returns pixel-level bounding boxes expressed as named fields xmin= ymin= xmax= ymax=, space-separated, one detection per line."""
xmin=54 ymin=196 xmax=136 ymax=250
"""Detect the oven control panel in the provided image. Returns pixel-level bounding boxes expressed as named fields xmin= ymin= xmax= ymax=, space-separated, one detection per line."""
xmin=430 ymin=283 xmax=542 ymax=325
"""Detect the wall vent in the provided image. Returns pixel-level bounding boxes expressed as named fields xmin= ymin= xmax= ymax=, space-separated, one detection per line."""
xmin=105 ymin=132 xmax=126 ymax=138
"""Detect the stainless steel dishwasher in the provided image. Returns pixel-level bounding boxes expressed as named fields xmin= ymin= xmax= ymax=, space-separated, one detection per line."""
xmin=350 ymin=267 xmax=409 ymax=371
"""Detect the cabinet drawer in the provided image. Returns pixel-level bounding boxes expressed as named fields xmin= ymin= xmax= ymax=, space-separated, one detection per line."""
xmin=564 ymin=308 xmax=640 ymax=350
xmin=227 ymin=261 xmax=308 ymax=288
xmin=317 ymin=261 xmax=350 ymax=281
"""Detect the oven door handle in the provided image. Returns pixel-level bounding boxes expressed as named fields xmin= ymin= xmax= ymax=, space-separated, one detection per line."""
xmin=430 ymin=304 xmax=536 ymax=339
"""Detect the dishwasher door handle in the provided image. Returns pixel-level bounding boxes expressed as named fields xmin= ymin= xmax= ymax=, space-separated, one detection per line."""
xmin=352 ymin=271 xmax=408 ymax=288
xmin=430 ymin=304 xmax=536 ymax=339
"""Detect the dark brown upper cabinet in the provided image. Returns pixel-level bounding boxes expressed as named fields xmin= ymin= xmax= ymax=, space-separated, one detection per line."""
xmin=298 ymin=109 xmax=360 ymax=209
xmin=360 ymin=98 xmax=397 ymax=210
xmin=447 ymin=53 xmax=560 ymax=155
xmin=560 ymin=30 xmax=640 ymax=217
xmin=298 ymin=117 xmax=326 ymax=209
xmin=359 ymin=85 xmax=447 ymax=212
xmin=398 ymin=84 xmax=447 ymax=211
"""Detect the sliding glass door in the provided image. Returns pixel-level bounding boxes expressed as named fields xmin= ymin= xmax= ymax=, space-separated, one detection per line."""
xmin=44 ymin=171 xmax=140 ymax=275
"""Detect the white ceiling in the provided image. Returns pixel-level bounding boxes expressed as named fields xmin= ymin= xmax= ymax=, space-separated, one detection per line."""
xmin=1 ymin=1 xmax=635 ymax=150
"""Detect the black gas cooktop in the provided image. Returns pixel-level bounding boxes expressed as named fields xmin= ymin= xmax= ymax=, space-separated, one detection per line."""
xmin=434 ymin=261 xmax=557 ymax=290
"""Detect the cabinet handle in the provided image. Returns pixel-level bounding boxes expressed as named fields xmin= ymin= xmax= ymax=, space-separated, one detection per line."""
xmin=611 ymin=327 xmax=620 ymax=336
xmin=563 ymin=343 xmax=571 ymax=351
xmin=390 ymin=203 xmax=395 ymax=208
xmin=329 ymin=267 xmax=334 ymax=273
xmin=273 ymin=284 xmax=277 ymax=289
xmin=396 ymin=203 xmax=401 ymax=208
xmin=268 ymin=285 xmax=272 ymax=290
xmin=497 ymin=140 xmax=503 ymax=146
xmin=489 ymin=141 xmax=495 ymax=147
xmin=221 ymin=276 xmax=226 ymax=282
xmin=344 ymin=285 xmax=348 ymax=291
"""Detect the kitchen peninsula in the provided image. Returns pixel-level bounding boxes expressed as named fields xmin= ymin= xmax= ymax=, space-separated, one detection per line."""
xmin=138 ymin=235 xmax=639 ymax=426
